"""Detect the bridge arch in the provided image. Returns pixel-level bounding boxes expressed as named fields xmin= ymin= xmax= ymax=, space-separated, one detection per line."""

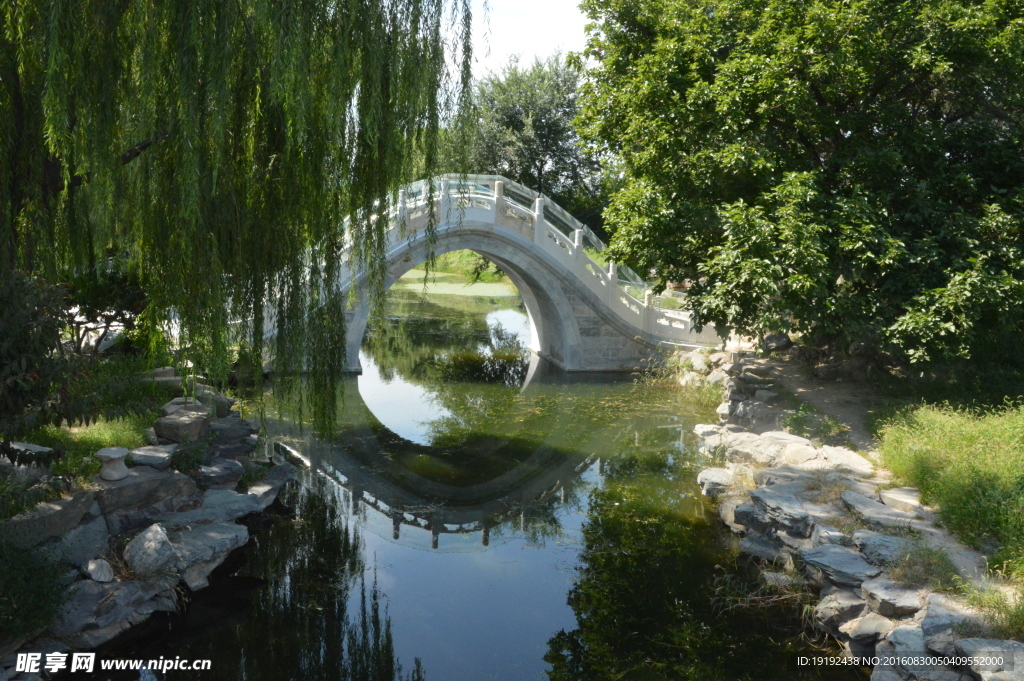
xmin=340 ymin=175 xmax=727 ymax=373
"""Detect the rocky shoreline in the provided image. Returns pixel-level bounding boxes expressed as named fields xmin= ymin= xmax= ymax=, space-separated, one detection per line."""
xmin=687 ymin=350 xmax=1024 ymax=681
xmin=0 ymin=368 xmax=296 ymax=680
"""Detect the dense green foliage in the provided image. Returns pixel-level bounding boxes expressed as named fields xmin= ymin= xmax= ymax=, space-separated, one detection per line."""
xmin=578 ymin=0 xmax=1024 ymax=361
xmin=879 ymin=404 xmax=1024 ymax=575
xmin=0 ymin=542 xmax=67 ymax=640
xmin=1 ymin=0 xmax=471 ymax=432
xmin=472 ymin=55 xmax=617 ymax=237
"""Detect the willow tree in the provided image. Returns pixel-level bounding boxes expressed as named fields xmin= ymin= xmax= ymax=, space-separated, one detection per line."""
xmin=1 ymin=0 xmax=472 ymax=429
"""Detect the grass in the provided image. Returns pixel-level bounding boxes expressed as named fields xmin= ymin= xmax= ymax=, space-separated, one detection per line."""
xmin=963 ymin=582 xmax=1024 ymax=641
xmin=888 ymin=544 xmax=961 ymax=591
xmin=425 ymin=249 xmax=508 ymax=283
xmin=803 ymin=470 xmax=852 ymax=505
xmin=0 ymin=541 xmax=68 ymax=641
xmin=879 ymin=404 xmax=1024 ymax=568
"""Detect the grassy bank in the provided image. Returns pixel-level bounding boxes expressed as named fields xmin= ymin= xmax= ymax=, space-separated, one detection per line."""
xmin=879 ymin=404 xmax=1024 ymax=638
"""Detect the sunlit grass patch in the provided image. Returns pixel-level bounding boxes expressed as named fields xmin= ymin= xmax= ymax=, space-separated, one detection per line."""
xmin=29 ymin=414 xmax=156 ymax=481
xmin=888 ymin=544 xmax=960 ymax=591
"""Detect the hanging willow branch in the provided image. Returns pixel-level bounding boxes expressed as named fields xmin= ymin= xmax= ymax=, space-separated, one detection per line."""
xmin=0 ymin=0 xmax=473 ymax=434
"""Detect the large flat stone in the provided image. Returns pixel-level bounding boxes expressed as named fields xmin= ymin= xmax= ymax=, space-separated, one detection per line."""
xmin=852 ymin=530 xmax=913 ymax=565
xmin=842 ymin=491 xmax=920 ymax=530
xmin=129 ymin=444 xmax=178 ymax=470
xmin=861 ymin=577 xmax=925 ymax=617
xmin=50 ymin=580 xmax=153 ymax=648
xmin=819 ymin=446 xmax=874 ymax=476
xmin=749 ymin=487 xmax=813 ymax=537
xmin=839 ymin=612 xmax=894 ymax=642
xmin=154 ymin=407 xmax=209 ymax=443
xmin=155 ymin=489 xmax=263 ymax=530
xmin=247 ymin=463 xmax=297 ymax=510
xmin=172 ymin=522 xmax=249 ymax=590
xmin=697 ymin=468 xmax=734 ymax=498
xmin=955 ymin=639 xmax=1024 ymax=677
xmin=198 ymin=457 xmax=244 ymax=489
xmin=55 ymin=516 xmax=109 ymax=568
xmin=92 ymin=467 xmax=197 ymax=515
xmin=879 ymin=487 xmax=923 ymax=514
xmin=0 ymin=493 xmax=94 ymax=548
xmin=802 ymin=544 xmax=882 ymax=587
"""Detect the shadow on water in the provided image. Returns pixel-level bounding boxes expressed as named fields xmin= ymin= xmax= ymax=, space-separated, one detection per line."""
xmin=73 ymin=271 xmax=867 ymax=681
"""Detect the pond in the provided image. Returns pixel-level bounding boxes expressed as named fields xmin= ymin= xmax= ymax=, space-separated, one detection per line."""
xmin=86 ymin=261 xmax=865 ymax=681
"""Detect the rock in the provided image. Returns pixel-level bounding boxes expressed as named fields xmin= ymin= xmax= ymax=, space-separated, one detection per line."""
xmin=209 ymin=394 xmax=234 ymax=419
xmin=814 ymin=588 xmax=867 ymax=631
xmin=93 ymin=466 xmax=196 ymax=517
xmin=917 ymin=593 xmax=987 ymax=647
xmin=85 ymin=558 xmax=114 ymax=582
xmin=819 ymin=446 xmax=874 ymax=477
xmin=155 ymin=489 xmax=263 ymax=529
xmin=801 ymin=545 xmax=882 ymax=587
xmin=734 ymin=502 xmax=771 ymax=534
xmin=851 ymin=530 xmax=913 ymax=565
xmin=717 ymin=496 xmax=746 ymax=532
xmin=2 ymin=442 xmax=56 ymax=466
xmin=697 ymin=468 xmax=734 ymax=499
xmin=208 ymin=417 xmax=259 ymax=445
xmin=754 ymin=390 xmax=780 ymax=404
xmin=152 ymin=366 xmax=175 ymax=378
xmin=739 ymin=533 xmax=789 ymax=565
xmin=154 ymin=407 xmax=210 ymax=443
xmin=160 ymin=397 xmax=206 ymax=417
xmin=51 ymin=580 xmax=150 ymax=647
xmin=145 ymin=427 xmax=160 ymax=446
xmin=860 ymin=577 xmax=924 ymax=617
xmin=123 ymin=524 xmax=178 ymax=577
xmin=812 ymin=524 xmax=848 ymax=546
xmin=842 ymin=491 xmax=919 ymax=529
xmin=55 ymin=515 xmax=109 ymax=567
xmin=879 ymin=487 xmax=923 ymax=514
xmin=762 ymin=333 xmax=793 ymax=353
xmin=689 ymin=353 xmax=709 ymax=373
xmin=749 ymin=487 xmax=813 ymax=537
xmin=839 ymin=612 xmax=894 ymax=642
xmin=0 ymin=493 xmax=94 ymax=549
xmin=716 ymin=401 xmax=732 ymax=419
xmin=956 ymin=639 xmax=1024 ymax=677
xmin=679 ymin=370 xmax=702 ymax=387
xmin=762 ymin=571 xmax=802 ymax=588
xmin=95 ymin=447 xmax=130 ymax=481
xmin=886 ymin=624 xmax=930 ymax=678
xmin=706 ymin=369 xmax=729 ymax=385
xmin=172 ymin=522 xmax=249 ymax=590
xmin=129 ymin=444 xmax=178 ymax=470
xmin=717 ymin=432 xmax=785 ymax=466
xmin=198 ymin=457 xmax=244 ymax=489
xmin=694 ymin=423 xmax=722 ymax=439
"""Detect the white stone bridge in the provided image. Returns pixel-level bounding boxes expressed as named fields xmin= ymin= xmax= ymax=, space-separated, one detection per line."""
xmin=341 ymin=174 xmax=726 ymax=372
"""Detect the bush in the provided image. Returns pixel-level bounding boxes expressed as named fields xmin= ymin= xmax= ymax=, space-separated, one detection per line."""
xmin=0 ymin=542 xmax=67 ymax=641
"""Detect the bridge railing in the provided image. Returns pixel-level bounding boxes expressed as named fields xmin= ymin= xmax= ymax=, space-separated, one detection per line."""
xmin=367 ymin=175 xmax=723 ymax=346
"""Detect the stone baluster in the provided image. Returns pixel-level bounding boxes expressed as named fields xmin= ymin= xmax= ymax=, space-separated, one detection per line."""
xmin=533 ymin=197 xmax=546 ymax=244
xmin=492 ymin=181 xmax=504 ymax=224
xmin=439 ymin=178 xmax=452 ymax=224
xmin=397 ymin=188 xmax=408 ymax=227
xmin=607 ymin=262 xmax=618 ymax=306
xmin=573 ymin=229 xmax=584 ymax=271
xmin=643 ymin=290 xmax=654 ymax=333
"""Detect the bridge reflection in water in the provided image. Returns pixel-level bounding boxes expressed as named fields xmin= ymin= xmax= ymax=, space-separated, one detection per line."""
xmin=266 ymin=354 xmax=618 ymax=551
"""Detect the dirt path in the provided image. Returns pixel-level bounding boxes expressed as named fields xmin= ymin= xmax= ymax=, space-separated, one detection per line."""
xmin=747 ymin=356 xmax=887 ymax=451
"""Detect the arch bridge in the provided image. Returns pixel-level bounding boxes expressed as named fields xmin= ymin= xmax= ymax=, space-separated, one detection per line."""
xmin=341 ymin=174 xmax=727 ymax=373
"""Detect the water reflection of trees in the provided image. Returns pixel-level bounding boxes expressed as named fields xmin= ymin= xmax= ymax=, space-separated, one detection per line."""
xmin=109 ymin=475 xmax=425 ymax=681
xmin=545 ymin=447 xmax=859 ymax=681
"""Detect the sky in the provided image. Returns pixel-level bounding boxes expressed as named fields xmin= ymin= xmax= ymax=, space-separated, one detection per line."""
xmin=469 ymin=0 xmax=589 ymax=78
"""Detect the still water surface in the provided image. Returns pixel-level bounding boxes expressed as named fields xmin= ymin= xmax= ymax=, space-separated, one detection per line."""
xmin=90 ymin=267 xmax=863 ymax=681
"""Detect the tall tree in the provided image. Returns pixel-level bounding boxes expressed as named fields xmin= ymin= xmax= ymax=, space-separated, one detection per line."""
xmin=1 ymin=0 xmax=472 ymax=429
xmin=472 ymin=54 xmax=614 ymax=236
xmin=578 ymin=0 xmax=1024 ymax=362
